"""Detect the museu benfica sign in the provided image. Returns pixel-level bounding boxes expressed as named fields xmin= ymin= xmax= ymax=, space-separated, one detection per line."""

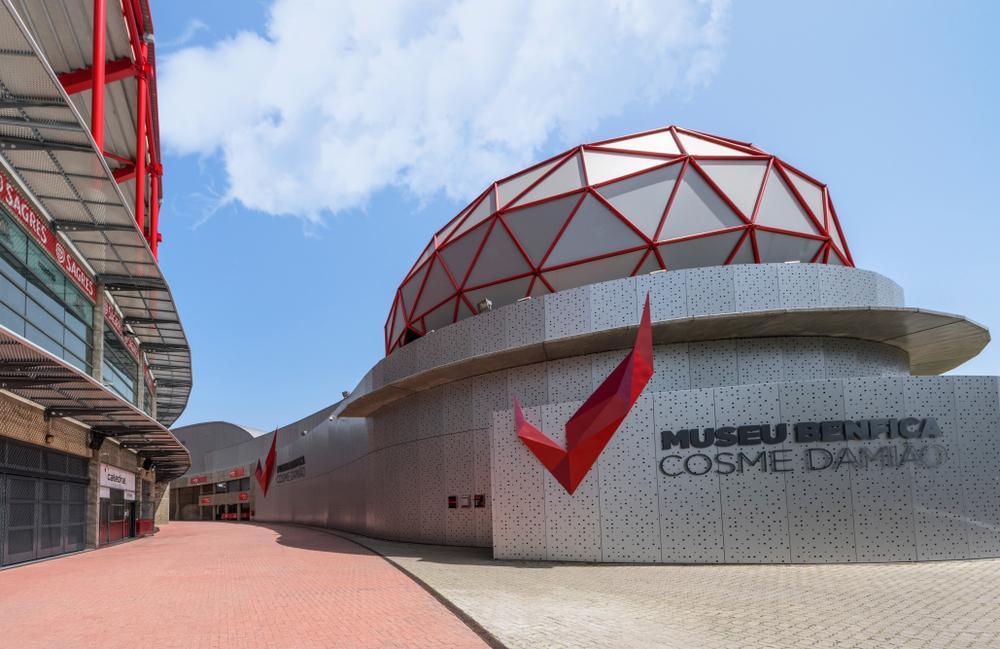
xmin=659 ymin=417 xmax=947 ymax=476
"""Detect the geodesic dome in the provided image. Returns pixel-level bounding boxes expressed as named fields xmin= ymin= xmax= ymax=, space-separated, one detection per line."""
xmin=385 ymin=125 xmax=853 ymax=354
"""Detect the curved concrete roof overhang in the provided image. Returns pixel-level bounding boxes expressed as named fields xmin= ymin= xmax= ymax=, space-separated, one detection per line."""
xmin=339 ymin=306 xmax=990 ymax=418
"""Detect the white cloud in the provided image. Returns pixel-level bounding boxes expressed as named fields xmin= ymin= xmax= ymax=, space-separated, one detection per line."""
xmin=159 ymin=0 xmax=730 ymax=224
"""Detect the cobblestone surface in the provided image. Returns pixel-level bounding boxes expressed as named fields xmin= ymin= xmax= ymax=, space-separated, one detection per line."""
xmin=333 ymin=530 xmax=1000 ymax=649
xmin=0 ymin=522 xmax=487 ymax=649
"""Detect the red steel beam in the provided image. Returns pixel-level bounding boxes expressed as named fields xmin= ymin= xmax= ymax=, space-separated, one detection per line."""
xmin=112 ymin=164 xmax=136 ymax=183
xmin=150 ymin=163 xmax=161 ymax=257
xmin=59 ymin=56 xmax=135 ymax=96
xmin=134 ymin=42 xmax=149 ymax=233
xmin=90 ymin=0 xmax=106 ymax=150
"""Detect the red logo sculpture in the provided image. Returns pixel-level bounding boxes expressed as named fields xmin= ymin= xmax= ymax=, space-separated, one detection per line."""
xmin=254 ymin=430 xmax=278 ymax=496
xmin=514 ymin=295 xmax=654 ymax=494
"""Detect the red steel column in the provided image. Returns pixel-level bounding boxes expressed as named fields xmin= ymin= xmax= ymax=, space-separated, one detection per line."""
xmin=149 ymin=163 xmax=161 ymax=257
xmin=134 ymin=42 xmax=148 ymax=232
xmin=91 ymin=0 xmax=106 ymax=151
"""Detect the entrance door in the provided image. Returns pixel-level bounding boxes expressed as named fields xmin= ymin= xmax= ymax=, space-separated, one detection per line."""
xmin=37 ymin=480 xmax=65 ymax=559
xmin=3 ymin=475 xmax=38 ymax=565
xmin=127 ymin=501 xmax=137 ymax=538
xmin=1 ymin=441 xmax=90 ymax=566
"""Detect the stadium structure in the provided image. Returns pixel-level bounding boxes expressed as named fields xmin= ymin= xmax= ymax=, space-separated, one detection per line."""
xmin=0 ymin=0 xmax=190 ymax=567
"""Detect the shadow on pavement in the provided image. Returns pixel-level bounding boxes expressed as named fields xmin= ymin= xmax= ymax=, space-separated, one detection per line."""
xmin=250 ymin=521 xmax=373 ymax=555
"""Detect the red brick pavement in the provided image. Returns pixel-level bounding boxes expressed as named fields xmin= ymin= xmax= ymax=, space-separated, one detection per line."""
xmin=0 ymin=522 xmax=488 ymax=649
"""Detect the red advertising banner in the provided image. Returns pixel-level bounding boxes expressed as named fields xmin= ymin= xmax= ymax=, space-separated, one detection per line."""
xmin=228 ymin=467 xmax=246 ymax=478
xmin=199 ymin=496 xmax=211 ymax=505
xmin=104 ymin=300 xmax=140 ymax=360
xmin=189 ymin=475 xmax=208 ymax=486
xmin=238 ymin=492 xmax=249 ymax=502
xmin=0 ymin=171 xmax=96 ymax=301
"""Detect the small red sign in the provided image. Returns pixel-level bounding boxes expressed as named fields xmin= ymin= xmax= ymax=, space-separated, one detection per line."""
xmin=199 ymin=496 xmax=211 ymax=505
xmin=228 ymin=467 xmax=246 ymax=478
xmin=104 ymin=300 xmax=140 ymax=360
xmin=238 ymin=492 xmax=249 ymax=502
xmin=189 ymin=476 xmax=208 ymax=486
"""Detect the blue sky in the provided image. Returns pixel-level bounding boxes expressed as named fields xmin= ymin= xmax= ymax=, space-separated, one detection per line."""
xmin=152 ymin=1 xmax=1000 ymax=430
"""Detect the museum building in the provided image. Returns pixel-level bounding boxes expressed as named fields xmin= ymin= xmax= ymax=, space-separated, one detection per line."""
xmin=0 ymin=0 xmax=191 ymax=567
xmin=176 ymin=125 xmax=998 ymax=564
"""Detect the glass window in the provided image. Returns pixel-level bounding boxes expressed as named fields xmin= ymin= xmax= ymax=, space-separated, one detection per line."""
xmin=0 ymin=209 xmax=92 ymax=374
xmin=26 ymin=242 xmax=64 ymax=305
xmin=0 ymin=211 xmax=27 ymax=263
xmin=215 ymin=482 xmax=228 ymax=494
xmin=238 ymin=477 xmax=250 ymax=492
xmin=64 ymin=283 xmax=92 ymax=328
xmin=103 ymin=324 xmax=136 ymax=403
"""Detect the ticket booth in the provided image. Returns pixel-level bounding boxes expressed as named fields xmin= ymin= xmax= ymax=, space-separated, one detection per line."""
xmin=98 ymin=464 xmax=137 ymax=545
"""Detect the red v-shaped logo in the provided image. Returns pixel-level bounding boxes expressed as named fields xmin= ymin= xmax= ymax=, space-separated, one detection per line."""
xmin=514 ymin=295 xmax=654 ymax=495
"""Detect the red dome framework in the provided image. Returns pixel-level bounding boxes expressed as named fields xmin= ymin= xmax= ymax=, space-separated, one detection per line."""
xmin=385 ymin=125 xmax=853 ymax=354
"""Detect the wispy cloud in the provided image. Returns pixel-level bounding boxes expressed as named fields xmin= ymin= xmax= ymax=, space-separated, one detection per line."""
xmin=158 ymin=18 xmax=209 ymax=50
xmin=159 ymin=0 xmax=731 ymax=224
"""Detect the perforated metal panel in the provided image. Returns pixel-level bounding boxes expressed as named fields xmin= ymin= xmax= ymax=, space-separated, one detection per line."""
xmin=590 ymin=277 xmax=638 ymax=331
xmin=903 ymin=377 xmax=970 ymax=560
xmin=636 ymin=269 xmax=687 ymax=321
xmin=686 ymin=266 xmax=735 ymax=316
xmin=955 ymin=377 xmax=1000 ymax=557
xmin=544 ymin=285 xmax=591 ymax=339
xmin=843 ymin=376 xmax=916 ymax=562
xmin=542 ymin=401 xmax=601 ymax=561
xmin=472 ymin=428 xmax=492 ymax=547
xmin=777 ymin=263 xmax=823 ymax=308
xmin=689 ymin=341 xmax=739 ymax=389
xmin=444 ymin=430 xmax=476 ymax=545
xmin=733 ymin=264 xmax=781 ymax=312
xmin=655 ymin=389 xmax=724 ymax=563
xmin=598 ymin=394 xmax=660 ymax=562
xmin=714 ymin=383 xmax=789 ymax=563
xmin=779 ymin=380 xmax=855 ymax=562
xmin=491 ymin=407 xmax=547 ymax=560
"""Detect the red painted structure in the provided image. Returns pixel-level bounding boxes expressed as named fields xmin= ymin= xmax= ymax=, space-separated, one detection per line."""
xmin=385 ymin=125 xmax=854 ymax=353
xmin=57 ymin=0 xmax=164 ymax=258
xmin=515 ymin=296 xmax=654 ymax=494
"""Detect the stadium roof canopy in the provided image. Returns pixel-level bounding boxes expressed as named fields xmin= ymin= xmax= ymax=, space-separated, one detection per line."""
xmin=0 ymin=0 xmax=189 ymax=476
xmin=0 ymin=0 xmax=189 ymax=423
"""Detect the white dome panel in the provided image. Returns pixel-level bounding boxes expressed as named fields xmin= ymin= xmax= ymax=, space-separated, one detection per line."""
xmin=755 ymin=167 xmax=820 ymax=235
xmin=596 ymin=129 xmax=680 ymax=155
xmin=512 ymin=153 xmax=585 ymax=207
xmin=659 ymin=165 xmax=744 ymax=240
xmin=544 ymin=193 xmax=645 ymax=267
xmin=503 ymin=193 xmax=581 ymax=266
xmin=597 ymin=162 xmax=680 ymax=240
xmin=582 ymin=149 xmax=670 ymax=185
xmin=697 ymin=159 xmax=768 ymax=219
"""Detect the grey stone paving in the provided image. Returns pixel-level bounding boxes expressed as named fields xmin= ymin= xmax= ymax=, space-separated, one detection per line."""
xmin=325 ymin=529 xmax=1000 ymax=649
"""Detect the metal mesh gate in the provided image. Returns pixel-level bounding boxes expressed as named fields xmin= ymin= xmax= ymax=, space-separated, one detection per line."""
xmin=0 ymin=439 xmax=89 ymax=566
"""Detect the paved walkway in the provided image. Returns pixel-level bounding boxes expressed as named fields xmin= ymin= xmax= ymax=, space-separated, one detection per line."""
xmin=335 ymin=530 xmax=1000 ymax=649
xmin=0 ymin=522 xmax=487 ymax=649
